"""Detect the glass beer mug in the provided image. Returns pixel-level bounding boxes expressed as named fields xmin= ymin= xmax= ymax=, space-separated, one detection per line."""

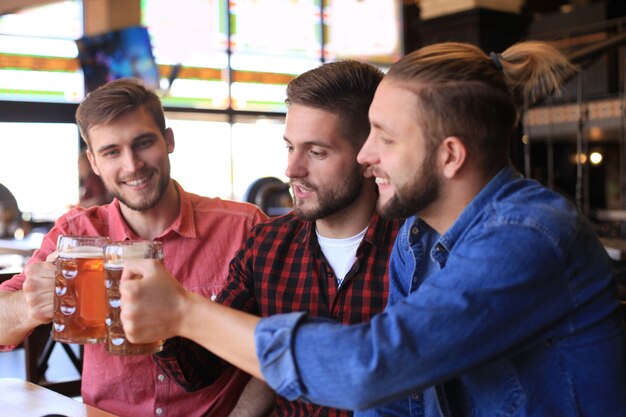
xmin=53 ymin=235 xmax=109 ymax=344
xmin=104 ymin=240 xmax=165 ymax=355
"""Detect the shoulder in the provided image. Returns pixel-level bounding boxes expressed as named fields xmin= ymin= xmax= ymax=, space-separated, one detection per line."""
xmin=251 ymin=210 xmax=299 ymax=229
xmin=58 ymin=203 xmax=112 ymax=223
xmin=52 ymin=203 xmax=118 ymax=234
xmin=248 ymin=211 xmax=304 ymax=237
xmin=490 ymin=178 xmax=578 ymax=230
xmin=479 ymin=178 xmax=593 ymax=256
xmin=368 ymin=214 xmax=403 ymax=246
xmin=185 ymin=191 xmax=266 ymax=219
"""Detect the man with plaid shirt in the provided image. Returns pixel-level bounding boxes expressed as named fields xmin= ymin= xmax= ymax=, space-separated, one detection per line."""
xmin=154 ymin=61 xmax=401 ymax=417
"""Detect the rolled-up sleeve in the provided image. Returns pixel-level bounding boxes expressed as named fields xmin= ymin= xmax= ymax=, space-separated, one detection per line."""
xmin=255 ymin=311 xmax=308 ymax=400
xmin=253 ymin=223 xmax=583 ymax=411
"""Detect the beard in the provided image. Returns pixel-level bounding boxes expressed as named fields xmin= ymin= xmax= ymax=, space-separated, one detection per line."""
xmin=378 ymin=151 xmax=439 ymax=219
xmin=108 ymin=168 xmax=171 ymax=212
xmin=294 ymin=163 xmax=364 ymax=221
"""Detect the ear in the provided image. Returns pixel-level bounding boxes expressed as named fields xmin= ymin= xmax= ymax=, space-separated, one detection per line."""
xmin=86 ymin=148 xmax=101 ymax=176
xmin=165 ymin=128 xmax=175 ymax=153
xmin=438 ymin=136 xmax=467 ymax=179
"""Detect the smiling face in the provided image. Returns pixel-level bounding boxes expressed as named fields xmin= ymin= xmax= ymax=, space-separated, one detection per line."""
xmin=86 ymin=107 xmax=174 ymax=212
xmin=284 ymin=104 xmax=365 ymax=221
xmin=358 ymin=80 xmax=441 ymax=219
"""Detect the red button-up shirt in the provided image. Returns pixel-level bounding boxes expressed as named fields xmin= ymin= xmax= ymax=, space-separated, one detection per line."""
xmin=0 ymin=182 xmax=267 ymax=417
xmin=157 ymin=211 xmax=401 ymax=417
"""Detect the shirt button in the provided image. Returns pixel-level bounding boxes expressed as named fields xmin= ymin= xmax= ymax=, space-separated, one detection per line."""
xmin=156 ymin=408 xmax=164 ymax=415
xmin=411 ymin=226 xmax=419 ymax=235
xmin=157 ymin=374 xmax=165 ymax=382
xmin=435 ymin=243 xmax=444 ymax=252
xmin=412 ymin=393 xmax=421 ymax=400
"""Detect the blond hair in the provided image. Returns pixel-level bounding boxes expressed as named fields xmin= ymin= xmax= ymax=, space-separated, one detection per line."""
xmin=387 ymin=41 xmax=576 ymax=174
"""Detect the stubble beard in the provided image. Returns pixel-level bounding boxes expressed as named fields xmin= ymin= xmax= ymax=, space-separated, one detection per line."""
xmin=294 ymin=163 xmax=364 ymax=221
xmin=109 ymin=169 xmax=171 ymax=212
xmin=378 ymin=152 xmax=439 ymax=219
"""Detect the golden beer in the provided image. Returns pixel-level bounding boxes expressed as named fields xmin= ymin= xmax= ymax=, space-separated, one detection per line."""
xmin=104 ymin=241 xmax=164 ymax=355
xmin=53 ymin=236 xmax=109 ymax=344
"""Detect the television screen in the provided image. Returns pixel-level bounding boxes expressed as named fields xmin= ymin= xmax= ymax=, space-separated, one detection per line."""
xmin=76 ymin=26 xmax=160 ymax=93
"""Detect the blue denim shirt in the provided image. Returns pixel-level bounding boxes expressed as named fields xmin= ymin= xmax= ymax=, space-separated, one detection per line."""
xmin=255 ymin=165 xmax=626 ymax=416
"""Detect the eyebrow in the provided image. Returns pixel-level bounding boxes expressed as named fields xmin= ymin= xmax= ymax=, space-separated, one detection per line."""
xmin=95 ymin=143 xmax=117 ymax=154
xmin=370 ymin=118 xmax=385 ymax=130
xmin=95 ymin=133 xmax=157 ymax=154
xmin=370 ymin=118 xmax=393 ymax=134
xmin=283 ymin=136 xmax=333 ymax=149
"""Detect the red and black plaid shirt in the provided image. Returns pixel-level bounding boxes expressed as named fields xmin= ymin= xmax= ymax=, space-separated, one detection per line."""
xmin=156 ymin=212 xmax=401 ymax=417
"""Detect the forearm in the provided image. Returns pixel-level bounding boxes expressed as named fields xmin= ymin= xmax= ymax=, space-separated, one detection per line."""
xmin=0 ymin=291 xmax=40 ymax=346
xmin=179 ymin=292 xmax=262 ymax=379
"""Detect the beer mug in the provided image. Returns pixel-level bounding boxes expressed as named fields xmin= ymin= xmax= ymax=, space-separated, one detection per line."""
xmin=53 ymin=235 xmax=109 ymax=344
xmin=104 ymin=240 xmax=165 ymax=355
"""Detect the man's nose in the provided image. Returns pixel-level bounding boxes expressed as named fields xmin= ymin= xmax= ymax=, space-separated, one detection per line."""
xmin=285 ymin=152 xmax=307 ymax=179
xmin=121 ymin=150 xmax=145 ymax=172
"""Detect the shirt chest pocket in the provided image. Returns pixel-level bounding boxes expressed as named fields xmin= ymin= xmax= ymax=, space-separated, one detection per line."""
xmin=168 ymin=257 xmax=226 ymax=300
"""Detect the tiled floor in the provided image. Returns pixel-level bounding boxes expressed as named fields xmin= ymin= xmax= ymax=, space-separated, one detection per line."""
xmin=0 ymin=343 xmax=81 ymax=382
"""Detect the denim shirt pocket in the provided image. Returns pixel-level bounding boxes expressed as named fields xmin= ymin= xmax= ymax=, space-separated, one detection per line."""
xmin=442 ymin=359 xmax=526 ymax=417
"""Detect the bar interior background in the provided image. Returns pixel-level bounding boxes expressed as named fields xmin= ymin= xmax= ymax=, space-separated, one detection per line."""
xmin=1 ymin=0 xmax=626 ymax=306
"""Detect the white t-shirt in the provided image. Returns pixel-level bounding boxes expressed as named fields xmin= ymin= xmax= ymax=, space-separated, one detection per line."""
xmin=316 ymin=226 xmax=368 ymax=287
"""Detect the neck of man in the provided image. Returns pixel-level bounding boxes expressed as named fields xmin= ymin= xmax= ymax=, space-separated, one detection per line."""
xmin=120 ymin=180 xmax=181 ymax=240
xmin=420 ymin=165 xmax=495 ymax=236
xmin=315 ymin=181 xmax=377 ymax=239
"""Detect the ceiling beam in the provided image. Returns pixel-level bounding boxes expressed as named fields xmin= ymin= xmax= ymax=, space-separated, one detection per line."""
xmin=0 ymin=0 xmax=60 ymax=16
xmin=83 ymin=0 xmax=140 ymax=36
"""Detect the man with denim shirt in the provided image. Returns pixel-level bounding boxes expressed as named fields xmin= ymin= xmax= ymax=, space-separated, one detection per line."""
xmin=119 ymin=41 xmax=626 ymax=416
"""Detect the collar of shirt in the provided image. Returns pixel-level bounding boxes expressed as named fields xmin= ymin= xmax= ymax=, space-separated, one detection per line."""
xmin=299 ymin=211 xmax=398 ymax=254
xmin=434 ymin=164 xmax=518 ymax=257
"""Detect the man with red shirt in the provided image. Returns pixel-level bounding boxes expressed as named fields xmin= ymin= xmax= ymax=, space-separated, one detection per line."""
xmin=155 ymin=61 xmax=402 ymax=417
xmin=0 ymin=78 xmax=267 ymax=417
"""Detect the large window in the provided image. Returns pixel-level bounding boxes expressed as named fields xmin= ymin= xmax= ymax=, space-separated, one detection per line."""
xmin=167 ymin=115 xmax=233 ymax=198
xmin=231 ymin=117 xmax=288 ymax=198
xmin=167 ymin=113 xmax=287 ymax=200
xmin=0 ymin=0 xmax=83 ymax=103
xmin=324 ymin=0 xmax=403 ymax=65
xmin=142 ymin=0 xmax=229 ymax=109
xmin=0 ymin=123 xmax=79 ymax=221
xmin=142 ymin=0 xmax=403 ymax=112
xmin=0 ymin=0 xmax=403 ymax=219
xmin=0 ymin=0 xmax=403 ymax=105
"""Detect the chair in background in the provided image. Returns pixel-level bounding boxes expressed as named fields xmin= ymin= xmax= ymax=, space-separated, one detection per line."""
xmin=1 ymin=250 xmax=82 ymax=397
xmin=244 ymin=177 xmax=293 ymax=217
xmin=24 ymin=324 xmax=83 ymax=397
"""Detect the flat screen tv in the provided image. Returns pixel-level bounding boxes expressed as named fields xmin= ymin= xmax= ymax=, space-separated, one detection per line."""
xmin=76 ymin=26 xmax=160 ymax=93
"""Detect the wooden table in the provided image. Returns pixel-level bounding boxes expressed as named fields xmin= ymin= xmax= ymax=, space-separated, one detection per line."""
xmin=0 ymin=378 xmax=118 ymax=417
xmin=0 ymin=237 xmax=40 ymax=256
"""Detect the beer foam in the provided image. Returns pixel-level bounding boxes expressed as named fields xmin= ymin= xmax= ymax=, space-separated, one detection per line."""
xmin=59 ymin=246 xmax=104 ymax=259
xmin=121 ymin=243 xmax=154 ymax=259
xmin=104 ymin=261 xmax=124 ymax=269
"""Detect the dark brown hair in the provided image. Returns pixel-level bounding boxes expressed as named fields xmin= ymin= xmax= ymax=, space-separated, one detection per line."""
xmin=286 ymin=60 xmax=384 ymax=150
xmin=76 ymin=78 xmax=166 ymax=147
xmin=386 ymin=41 xmax=576 ymax=174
